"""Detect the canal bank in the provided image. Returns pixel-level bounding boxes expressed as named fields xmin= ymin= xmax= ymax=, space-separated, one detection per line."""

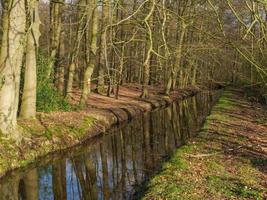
xmin=0 ymin=87 xmax=220 ymax=199
xmin=0 ymin=85 xmax=201 ymax=178
xmin=142 ymin=89 xmax=267 ymax=200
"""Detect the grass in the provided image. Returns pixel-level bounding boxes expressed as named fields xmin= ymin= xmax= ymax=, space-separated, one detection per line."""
xmin=142 ymin=89 xmax=267 ymax=200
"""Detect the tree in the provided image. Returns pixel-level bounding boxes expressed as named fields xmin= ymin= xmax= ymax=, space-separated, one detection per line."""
xmin=65 ymin=0 xmax=86 ymax=98
xmin=80 ymin=0 xmax=99 ymax=104
xmin=0 ymin=0 xmax=26 ymax=138
xmin=20 ymin=0 xmax=41 ymax=119
xmin=140 ymin=0 xmax=156 ymax=98
xmin=96 ymin=0 xmax=108 ymax=94
xmin=47 ymin=0 xmax=63 ymax=80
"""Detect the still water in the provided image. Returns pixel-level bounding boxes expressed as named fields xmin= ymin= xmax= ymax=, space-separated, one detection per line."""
xmin=0 ymin=91 xmax=220 ymax=200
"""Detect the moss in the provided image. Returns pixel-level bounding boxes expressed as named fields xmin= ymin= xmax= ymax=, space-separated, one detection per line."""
xmin=66 ymin=116 xmax=95 ymax=139
xmin=206 ymin=175 xmax=235 ymax=198
xmin=203 ymin=121 xmax=209 ymax=130
xmin=168 ymin=156 xmax=188 ymax=170
xmin=215 ymin=95 xmax=234 ymax=110
xmin=79 ymin=116 xmax=95 ymax=132
xmin=144 ymin=168 xmax=197 ymax=200
xmin=19 ymin=119 xmax=46 ymax=136
xmin=250 ymin=157 xmax=267 ymax=167
xmin=206 ymin=160 xmax=225 ymax=174
xmin=44 ymin=129 xmax=53 ymax=139
xmin=233 ymin=184 xmax=264 ymax=199
xmin=207 ymin=174 xmax=264 ymax=199
xmin=237 ymin=164 xmax=262 ymax=186
xmin=51 ymin=126 xmax=63 ymax=137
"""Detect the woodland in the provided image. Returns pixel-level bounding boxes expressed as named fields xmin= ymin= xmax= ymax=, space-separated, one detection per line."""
xmin=0 ymin=0 xmax=266 ymax=140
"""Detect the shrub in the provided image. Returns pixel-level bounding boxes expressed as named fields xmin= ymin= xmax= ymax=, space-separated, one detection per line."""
xmin=36 ymin=54 xmax=72 ymax=112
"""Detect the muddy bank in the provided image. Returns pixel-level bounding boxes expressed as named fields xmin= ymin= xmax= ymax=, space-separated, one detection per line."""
xmin=0 ymin=84 xmax=200 ymax=178
xmin=142 ymin=88 xmax=267 ymax=199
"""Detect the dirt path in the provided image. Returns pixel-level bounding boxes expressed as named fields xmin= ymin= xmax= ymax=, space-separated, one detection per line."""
xmin=142 ymin=88 xmax=267 ymax=200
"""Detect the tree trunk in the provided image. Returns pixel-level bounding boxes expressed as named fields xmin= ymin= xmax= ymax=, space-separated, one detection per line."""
xmin=0 ymin=0 xmax=26 ymax=138
xmin=56 ymin=33 xmax=65 ymax=95
xmin=47 ymin=0 xmax=63 ymax=79
xmin=192 ymin=61 xmax=197 ymax=85
xmin=96 ymin=0 xmax=108 ymax=94
xmin=140 ymin=0 xmax=155 ymax=99
xmin=65 ymin=2 xmax=86 ymax=98
xmin=172 ymin=20 xmax=186 ymax=90
xmin=80 ymin=0 xmax=98 ymax=105
xmin=20 ymin=0 xmax=41 ymax=119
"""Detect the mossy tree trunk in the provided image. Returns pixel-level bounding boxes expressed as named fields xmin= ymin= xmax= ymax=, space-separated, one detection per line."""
xmin=0 ymin=0 xmax=26 ymax=139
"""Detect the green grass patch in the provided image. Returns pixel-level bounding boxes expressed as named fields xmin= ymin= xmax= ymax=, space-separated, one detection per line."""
xmin=68 ymin=116 xmax=95 ymax=138
xmin=206 ymin=174 xmax=264 ymax=199
xmin=206 ymin=175 xmax=235 ymax=198
xmin=214 ymin=95 xmax=234 ymax=110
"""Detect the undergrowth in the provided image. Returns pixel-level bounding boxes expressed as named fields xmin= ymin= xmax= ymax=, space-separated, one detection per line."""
xmin=36 ymin=54 xmax=72 ymax=112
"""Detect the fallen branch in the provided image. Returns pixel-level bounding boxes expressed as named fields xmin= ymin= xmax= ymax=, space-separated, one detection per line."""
xmin=185 ymin=145 xmax=243 ymax=158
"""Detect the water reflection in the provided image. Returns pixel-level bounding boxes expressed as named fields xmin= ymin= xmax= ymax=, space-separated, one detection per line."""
xmin=0 ymin=91 xmax=219 ymax=200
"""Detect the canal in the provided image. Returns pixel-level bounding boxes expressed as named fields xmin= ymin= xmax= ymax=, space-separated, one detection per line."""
xmin=0 ymin=91 xmax=220 ymax=200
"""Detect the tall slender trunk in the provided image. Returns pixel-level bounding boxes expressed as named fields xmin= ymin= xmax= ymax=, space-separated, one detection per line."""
xmin=140 ymin=0 xmax=156 ymax=98
xmin=65 ymin=58 xmax=76 ymax=98
xmin=96 ymin=0 xmax=108 ymax=94
xmin=80 ymin=0 xmax=98 ymax=105
xmin=47 ymin=0 xmax=63 ymax=79
xmin=107 ymin=0 xmax=118 ymax=97
xmin=20 ymin=0 xmax=41 ymax=119
xmin=115 ymin=0 xmax=125 ymax=99
xmin=65 ymin=2 xmax=86 ymax=98
xmin=0 ymin=0 xmax=26 ymax=138
xmin=115 ymin=45 xmax=125 ymax=99
xmin=56 ymin=33 xmax=65 ymax=95
xmin=192 ymin=62 xmax=197 ymax=85
xmin=172 ymin=20 xmax=186 ymax=89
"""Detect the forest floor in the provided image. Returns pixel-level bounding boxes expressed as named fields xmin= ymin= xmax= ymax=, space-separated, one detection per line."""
xmin=142 ymin=88 xmax=267 ymax=200
xmin=0 ymin=84 xmax=200 ymax=178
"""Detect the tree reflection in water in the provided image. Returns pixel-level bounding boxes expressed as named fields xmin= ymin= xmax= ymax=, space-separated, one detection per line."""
xmin=0 ymin=91 xmax=219 ymax=200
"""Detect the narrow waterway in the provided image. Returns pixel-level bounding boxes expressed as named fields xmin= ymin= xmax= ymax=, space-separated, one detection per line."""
xmin=0 ymin=91 xmax=220 ymax=200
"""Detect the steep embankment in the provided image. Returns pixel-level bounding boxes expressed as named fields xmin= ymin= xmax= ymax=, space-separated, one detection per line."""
xmin=0 ymin=84 xmax=199 ymax=178
xmin=142 ymin=89 xmax=267 ymax=200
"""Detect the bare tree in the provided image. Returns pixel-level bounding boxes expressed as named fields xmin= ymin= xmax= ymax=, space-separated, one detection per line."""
xmin=20 ymin=0 xmax=41 ymax=119
xmin=0 ymin=0 xmax=26 ymax=138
